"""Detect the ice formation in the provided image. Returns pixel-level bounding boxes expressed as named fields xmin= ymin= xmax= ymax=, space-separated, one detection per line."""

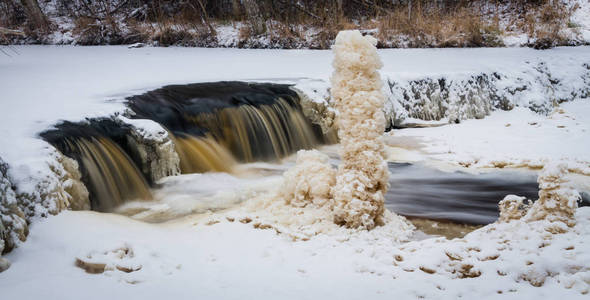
xmin=207 ymin=147 xmax=410 ymax=241
xmin=331 ymin=30 xmax=388 ymax=229
xmin=279 ymin=150 xmax=335 ymax=208
xmin=58 ymin=154 xmax=90 ymax=211
xmin=499 ymin=163 xmax=580 ymax=228
xmin=0 ymin=158 xmax=27 ymax=255
xmin=291 ymin=82 xmax=338 ymax=139
xmin=0 ymin=149 xmax=89 ymax=264
xmin=293 ymin=58 xmax=590 ymax=129
xmin=498 ymin=195 xmax=530 ymax=223
xmin=386 ymin=164 xmax=587 ymax=292
xmin=262 ymin=30 xmax=395 ymax=232
xmin=524 ymin=162 xmax=580 ymax=227
xmin=15 ymin=149 xmax=90 ymax=218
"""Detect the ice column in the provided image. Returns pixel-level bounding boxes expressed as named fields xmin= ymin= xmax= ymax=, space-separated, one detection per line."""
xmin=331 ymin=30 xmax=388 ymax=229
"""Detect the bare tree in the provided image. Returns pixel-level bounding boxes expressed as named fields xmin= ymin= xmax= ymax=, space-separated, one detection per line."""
xmin=19 ymin=0 xmax=49 ymax=31
xmin=242 ymin=0 xmax=265 ymax=35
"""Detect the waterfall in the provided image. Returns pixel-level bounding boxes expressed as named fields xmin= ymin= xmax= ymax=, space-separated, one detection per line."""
xmin=54 ymin=136 xmax=152 ymax=212
xmin=183 ymin=98 xmax=320 ymax=162
xmin=173 ymin=134 xmax=236 ymax=174
xmin=127 ymin=81 xmax=332 ymax=162
xmin=40 ymin=81 xmax=333 ymax=212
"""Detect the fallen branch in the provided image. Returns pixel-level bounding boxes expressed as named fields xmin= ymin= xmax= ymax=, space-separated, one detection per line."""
xmin=0 ymin=28 xmax=25 ymax=36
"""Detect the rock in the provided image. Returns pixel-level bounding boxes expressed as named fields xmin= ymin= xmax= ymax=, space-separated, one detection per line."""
xmin=0 ymin=257 xmax=10 ymax=272
xmin=0 ymin=158 xmax=28 ymax=254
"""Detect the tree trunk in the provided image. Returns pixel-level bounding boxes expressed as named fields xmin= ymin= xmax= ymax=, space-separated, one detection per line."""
xmin=232 ymin=0 xmax=241 ymax=18
xmin=19 ymin=0 xmax=49 ymax=32
xmin=195 ymin=0 xmax=217 ymax=36
xmin=242 ymin=0 xmax=265 ymax=35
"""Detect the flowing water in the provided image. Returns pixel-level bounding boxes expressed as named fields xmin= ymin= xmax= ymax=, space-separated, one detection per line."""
xmin=116 ymin=156 xmax=548 ymax=227
xmin=128 ymin=81 xmax=334 ymax=162
xmin=40 ymin=81 xmax=588 ymax=231
xmin=386 ymin=163 xmax=539 ymax=224
xmin=173 ymin=134 xmax=236 ymax=174
xmin=42 ymin=82 xmax=332 ymax=211
xmin=41 ymin=120 xmax=154 ymax=212
xmin=63 ymin=137 xmax=152 ymax=212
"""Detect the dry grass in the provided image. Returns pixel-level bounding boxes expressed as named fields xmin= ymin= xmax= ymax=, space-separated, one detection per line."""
xmin=523 ymin=1 xmax=573 ymax=48
xmin=2 ymin=0 xmax=580 ymax=48
xmin=375 ymin=4 xmax=505 ymax=48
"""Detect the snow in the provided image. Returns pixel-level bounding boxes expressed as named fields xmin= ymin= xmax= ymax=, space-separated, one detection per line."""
xmin=1 ymin=45 xmax=590 ymax=298
xmin=3 ymin=45 xmax=588 ymax=167
xmin=390 ymin=100 xmax=590 ymax=175
xmin=1 ymin=206 xmax=588 ymax=299
xmin=571 ymin=0 xmax=590 ymax=43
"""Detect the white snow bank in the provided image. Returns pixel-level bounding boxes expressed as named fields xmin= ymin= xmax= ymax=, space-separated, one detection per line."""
xmin=390 ymin=100 xmax=590 ymax=174
xmin=1 ymin=204 xmax=588 ymax=299
xmin=1 ymin=45 xmax=589 ymax=259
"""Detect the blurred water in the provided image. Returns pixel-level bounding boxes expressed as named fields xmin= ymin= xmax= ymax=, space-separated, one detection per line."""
xmin=385 ymin=163 xmax=540 ymax=224
xmin=121 ymin=158 xmax=588 ymax=225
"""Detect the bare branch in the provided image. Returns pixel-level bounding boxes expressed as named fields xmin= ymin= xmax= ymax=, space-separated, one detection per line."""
xmin=0 ymin=28 xmax=25 ymax=36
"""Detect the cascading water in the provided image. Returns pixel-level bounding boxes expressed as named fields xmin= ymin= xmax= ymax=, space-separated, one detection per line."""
xmin=63 ymin=137 xmax=152 ymax=212
xmin=127 ymin=81 xmax=335 ymax=164
xmin=172 ymin=134 xmax=236 ymax=174
xmin=37 ymin=80 xmax=577 ymax=226
xmin=42 ymin=123 xmax=153 ymax=212
xmin=184 ymin=98 xmax=321 ymax=162
xmin=41 ymin=82 xmax=334 ymax=212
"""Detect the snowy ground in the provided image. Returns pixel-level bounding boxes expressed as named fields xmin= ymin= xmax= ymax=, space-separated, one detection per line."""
xmin=1 ymin=46 xmax=590 ymax=298
xmin=0 ymin=207 xmax=587 ymax=300
xmin=2 ymin=45 xmax=590 ymax=181
xmin=389 ymin=101 xmax=590 ymax=178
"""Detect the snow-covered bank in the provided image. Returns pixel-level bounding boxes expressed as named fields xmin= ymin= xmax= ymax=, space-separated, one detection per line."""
xmin=297 ymin=47 xmax=590 ymax=128
xmin=0 ymin=45 xmax=589 ymax=240
xmin=390 ymin=100 xmax=590 ymax=176
xmin=1 ymin=204 xmax=589 ymax=299
xmin=1 ymin=45 xmax=590 ymax=288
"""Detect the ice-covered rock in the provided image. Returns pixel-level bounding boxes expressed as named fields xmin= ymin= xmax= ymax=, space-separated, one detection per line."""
xmin=0 ymin=158 xmax=27 ymax=255
xmin=292 ymin=80 xmax=337 ymax=138
xmin=0 ymin=148 xmax=89 ymax=257
xmin=117 ymin=116 xmax=180 ymax=183
xmin=295 ymin=60 xmax=590 ymax=129
xmin=12 ymin=148 xmax=89 ymax=219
